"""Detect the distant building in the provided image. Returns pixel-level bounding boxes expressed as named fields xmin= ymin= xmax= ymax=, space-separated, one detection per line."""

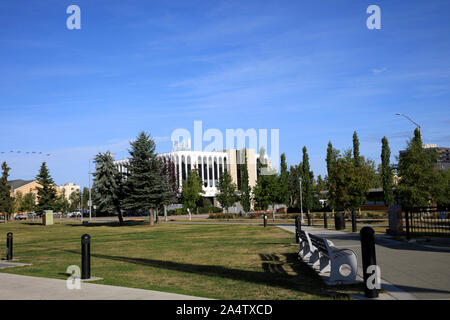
xmin=114 ymin=140 xmax=271 ymax=206
xmin=399 ymin=144 xmax=450 ymax=171
xmin=7 ymin=180 xmax=79 ymax=202
xmin=59 ymin=182 xmax=80 ymax=200
xmin=7 ymin=180 xmax=41 ymax=203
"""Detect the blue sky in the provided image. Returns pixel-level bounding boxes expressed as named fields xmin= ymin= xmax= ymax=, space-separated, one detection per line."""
xmin=0 ymin=0 xmax=449 ymax=188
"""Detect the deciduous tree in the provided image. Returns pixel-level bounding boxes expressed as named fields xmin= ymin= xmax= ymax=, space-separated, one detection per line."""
xmin=381 ymin=136 xmax=394 ymax=206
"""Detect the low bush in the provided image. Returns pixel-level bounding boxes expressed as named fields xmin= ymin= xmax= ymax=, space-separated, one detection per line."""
xmin=208 ymin=213 xmax=237 ymax=219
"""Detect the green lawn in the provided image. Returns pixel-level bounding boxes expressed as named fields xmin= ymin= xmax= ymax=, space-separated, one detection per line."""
xmin=0 ymin=220 xmax=362 ymax=299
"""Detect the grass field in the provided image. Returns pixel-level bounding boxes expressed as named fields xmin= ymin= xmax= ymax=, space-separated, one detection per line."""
xmin=0 ymin=220 xmax=363 ymax=299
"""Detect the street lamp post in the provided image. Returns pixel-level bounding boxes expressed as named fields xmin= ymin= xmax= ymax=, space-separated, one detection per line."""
xmin=299 ymin=177 xmax=304 ymax=223
xmin=395 ymin=113 xmax=421 ymax=133
xmin=89 ymin=159 xmax=92 ymax=220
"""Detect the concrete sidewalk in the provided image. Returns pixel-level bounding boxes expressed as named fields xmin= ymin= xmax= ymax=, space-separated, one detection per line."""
xmin=278 ymin=225 xmax=450 ymax=300
xmin=0 ymin=273 xmax=209 ymax=300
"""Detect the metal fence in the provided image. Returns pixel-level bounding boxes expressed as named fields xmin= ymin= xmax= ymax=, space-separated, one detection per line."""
xmin=404 ymin=207 xmax=450 ymax=239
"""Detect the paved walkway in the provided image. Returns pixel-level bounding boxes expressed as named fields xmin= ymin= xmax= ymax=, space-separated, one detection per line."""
xmin=0 ymin=273 xmax=209 ymax=300
xmin=279 ymin=225 xmax=450 ymax=300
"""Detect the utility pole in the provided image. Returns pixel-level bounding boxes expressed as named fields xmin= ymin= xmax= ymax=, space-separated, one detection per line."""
xmin=89 ymin=159 xmax=92 ymax=220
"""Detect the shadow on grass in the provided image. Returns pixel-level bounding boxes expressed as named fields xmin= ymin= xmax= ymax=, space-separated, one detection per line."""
xmin=63 ymin=250 xmax=357 ymax=299
xmin=65 ymin=220 xmax=149 ymax=228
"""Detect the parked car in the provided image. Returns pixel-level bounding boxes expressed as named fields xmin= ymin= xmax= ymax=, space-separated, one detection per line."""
xmin=68 ymin=211 xmax=82 ymax=218
xmin=14 ymin=214 xmax=27 ymax=220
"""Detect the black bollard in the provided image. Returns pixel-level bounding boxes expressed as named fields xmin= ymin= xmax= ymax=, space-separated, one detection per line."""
xmin=351 ymin=210 xmax=357 ymax=232
xmin=81 ymin=234 xmax=91 ymax=280
xmin=360 ymin=227 xmax=379 ymax=298
xmin=6 ymin=232 xmax=13 ymax=260
xmin=295 ymin=216 xmax=299 ymax=243
xmin=323 ymin=212 xmax=328 ymax=229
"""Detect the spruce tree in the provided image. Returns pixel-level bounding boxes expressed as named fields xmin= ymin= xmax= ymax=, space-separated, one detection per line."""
xmin=353 ymin=131 xmax=361 ymax=167
xmin=279 ymin=153 xmax=289 ymax=206
xmin=35 ymin=162 xmax=58 ymax=214
xmin=240 ymin=149 xmax=251 ymax=213
xmin=122 ymin=132 xmax=174 ymax=225
xmin=0 ymin=162 xmax=14 ymax=221
xmin=301 ymin=147 xmax=314 ymax=213
xmin=92 ymin=151 xmax=125 ymax=225
xmin=381 ymin=136 xmax=394 ymax=206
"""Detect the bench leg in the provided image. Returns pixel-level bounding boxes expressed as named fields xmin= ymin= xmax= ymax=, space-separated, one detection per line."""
xmin=300 ymin=244 xmax=312 ymax=260
xmin=319 ymin=255 xmax=330 ymax=273
xmin=309 ymin=250 xmax=320 ymax=267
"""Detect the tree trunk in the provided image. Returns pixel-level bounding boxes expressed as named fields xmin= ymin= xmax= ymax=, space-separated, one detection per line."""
xmin=155 ymin=207 xmax=159 ymax=224
xmin=117 ymin=208 xmax=124 ymax=226
xmin=149 ymin=208 xmax=154 ymax=226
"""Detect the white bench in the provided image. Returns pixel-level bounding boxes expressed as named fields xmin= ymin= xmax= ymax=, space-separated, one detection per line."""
xmin=297 ymin=229 xmax=358 ymax=283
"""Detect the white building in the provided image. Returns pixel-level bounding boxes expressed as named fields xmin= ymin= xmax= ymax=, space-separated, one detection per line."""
xmin=114 ymin=140 xmax=271 ymax=201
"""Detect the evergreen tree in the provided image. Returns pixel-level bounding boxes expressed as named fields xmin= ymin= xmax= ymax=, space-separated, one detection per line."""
xmin=397 ymin=129 xmax=437 ymax=207
xmin=216 ymin=171 xmax=239 ymax=216
xmin=353 ymin=131 xmax=361 ymax=167
xmin=240 ymin=149 xmax=251 ymax=213
xmin=35 ymin=162 xmax=58 ymax=214
xmin=0 ymin=162 xmax=14 ymax=221
xmin=122 ymin=132 xmax=174 ymax=225
xmin=301 ymin=147 xmax=314 ymax=213
xmin=181 ymin=168 xmax=204 ymax=216
xmin=381 ymin=136 xmax=394 ymax=206
xmin=92 ymin=152 xmax=125 ymax=224
xmin=279 ymin=153 xmax=290 ymax=206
